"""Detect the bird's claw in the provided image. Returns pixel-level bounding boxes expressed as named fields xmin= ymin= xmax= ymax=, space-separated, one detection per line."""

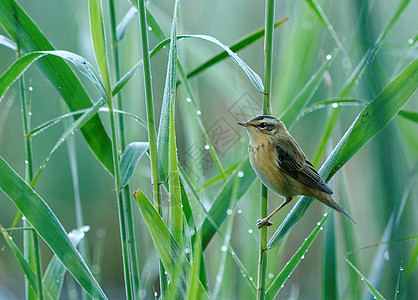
xmin=256 ymin=218 xmax=273 ymax=229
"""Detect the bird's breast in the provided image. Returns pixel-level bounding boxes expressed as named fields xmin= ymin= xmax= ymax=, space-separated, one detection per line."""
xmin=249 ymin=142 xmax=298 ymax=198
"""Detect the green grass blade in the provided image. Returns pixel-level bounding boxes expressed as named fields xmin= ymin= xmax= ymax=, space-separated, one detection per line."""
xmin=133 ymin=190 xmax=209 ymax=299
xmin=398 ymin=110 xmax=418 ymax=123
xmin=322 ymin=214 xmax=337 ymax=299
xmin=0 ymin=0 xmax=113 ymax=173
xmin=0 ymin=156 xmax=108 ymax=299
xmin=201 ymin=158 xmax=255 ymax=250
xmin=266 ymin=211 xmax=330 ymax=299
xmin=156 ymin=0 xmax=179 ymax=183
xmin=120 ymin=142 xmax=149 ymax=187
xmin=0 ymin=227 xmax=38 ymax=297
xmin=268 ymin=59 xmax=418 ymax=248
xmin=345 ymin=259 xmax=386 ymax=300
xmin=89 ymin=0 xmax=111 ymax=97
xmin=186 ymin=233 xmax=202 ymax=300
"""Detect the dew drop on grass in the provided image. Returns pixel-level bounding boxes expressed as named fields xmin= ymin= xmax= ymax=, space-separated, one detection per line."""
xmin=325 ymin=54 xmax=332 ymax=60
xmin=28 ymin=112 xmax=32 ymax=116
xmin=186 ymin=97 xmax=192 ymax=103
xmin=331 ymin=103 xmax=339 ymax=108
xmin=400 ymin=267 xmax=404 ymax=271
xmin=384 ymin=251 xmax=390 ymax=261
xmin=24 ymin=160 xmax=28 ymax=165
xmin=320 ymin=227 xmax=324 ymax=231
xmin=248 ymin=229 xmax=253 ymax=234
xmin=237 ymin=171 xmax=244 ymax=178
xmin=28 ymin=86 xmax=33 ymax=91
xmin=221 ymin=245 xmax=227 ymax=252
xmin=249 ymin=277 xmax=253 ymax=281
xmin=408 ymin=38 xmax=414 ymax=45
xmin=204 ymin=144 xmax=210 ymax=150
xmin=301 ymin=254 xmax=305 ymax=259
xmin=317 ymin=221 xmax=321 ymax=226
xmin=197 ymin=110 xmax=202 ymax=115
xmin=22 ymin=216 xmax=26 ymax=221
xmin=147 ymin=26 xmax=152 ymax=31
xmin=237 ymin=209 xmax=242 ymax=214
xmin=226 ymin=209 xmax=232 ymax=215
xmin=154 ymin=292 xmax=158 ymax=297
xmin=190 ymin=229 xmax=195 ymax=236
xmin=184 ymin=248 xmax=191 ymax=254
xmin=268 ymin=273 xmax=274 ymax=279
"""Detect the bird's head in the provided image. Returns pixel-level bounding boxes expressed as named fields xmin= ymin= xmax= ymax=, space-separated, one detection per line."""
xmin=237 ymin=115 xmax=286 ymax=143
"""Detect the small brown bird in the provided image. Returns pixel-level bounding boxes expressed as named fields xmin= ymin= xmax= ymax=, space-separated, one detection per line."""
xmin=238 ymin=115 xmax=355 ymax=228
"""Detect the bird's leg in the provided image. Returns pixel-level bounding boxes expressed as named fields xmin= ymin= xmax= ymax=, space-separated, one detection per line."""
xmin=257 ymin=197 xmax=292 ymax=229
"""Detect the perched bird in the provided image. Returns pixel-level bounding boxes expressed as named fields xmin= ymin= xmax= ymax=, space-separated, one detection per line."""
xmin=238 ymin=115 xmax=355 ymax=228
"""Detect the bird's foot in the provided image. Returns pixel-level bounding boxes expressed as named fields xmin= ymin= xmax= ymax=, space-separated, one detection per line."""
xmin=256 ymin=218 xmax=273 ymax=229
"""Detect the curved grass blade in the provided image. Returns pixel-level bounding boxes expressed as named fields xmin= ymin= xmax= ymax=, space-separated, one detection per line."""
xmin=345 ymin=259 xmax=385 ymax=300
xmin=0 ymin=0 xmax=113 ymax=173
xmin=0 ymin=156 xmax=108 ymax=299
xmin=120 ymin=142 xmax=150 ymax=187
xmin=133 ymin=190 xmax=209 ymax=299
xmin=0 ymin=34 xmax=16 ymax=50
xmin=185 ymin=18 xmax=289 ymax=81
xmin=268 ymin=59 xmax=418 ymax=248
xmin=295 ymin=98 xmax=367 ymax=122
xmin=266 ymin=211 xmax=330 ymax=299
xmin=0 ymin=51 xmax=107 ymax=103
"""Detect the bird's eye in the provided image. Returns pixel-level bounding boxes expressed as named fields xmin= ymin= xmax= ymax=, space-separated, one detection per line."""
xmin=259 ymin=122 xmax=267 ymax=128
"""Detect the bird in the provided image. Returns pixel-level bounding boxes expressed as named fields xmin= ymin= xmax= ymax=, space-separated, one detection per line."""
xmin=237 ymin=115 xmax=355 ymax=228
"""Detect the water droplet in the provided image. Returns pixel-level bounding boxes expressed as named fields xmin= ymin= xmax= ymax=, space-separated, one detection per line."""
xmin=331 ymin=103 xmax=339 ymax=108
xmin=342 ymin=57 xmax=352 ymax=70
xmin=320 ymin=227 xmax=324 ymax=231
xmin=323 ymin=213 xmax=327 ymax=217
xmin=22 ymin=216 xmax=26 ymax=221
xmin=384 ymin=251 xmax=390 ymax=261
xmin=216 ymin=275 xmax=222 ymax=282
xmin=221 ymin=245 xmax=227 ymax=252
xmin=268 ymin=273 xmax=274 ymax=279
xmin=301 ymin=254 xmax=305 ymax=259
xmin=237 ymin=209 xmax=242 ymax=214
xmin=361 ymin=277 xmax=364 ymax=281
xmin=408 ymin=38 xmax=414 ymax=45
xmin=190 ymin=229 xmax=195 ymax=236
xmin=28 ymin=86 xmax=33 ymax=91
xmin=226 ymin=209 xmax=232 ymax=215
xmin=28 ymin=112 xmax=32 ymax=116
xmin=204 ymin=145 xmax=210 ymax=150
xmin=325 ymin=54 xmax=332 ymax=60
xmin=400 ymin=267 xmax=404 ymax=271
xmin=154 ymin=292 xmax=158 ymax=297
xmin=248 ymin=229 xmax=253 ymax=234
xmin=186 ymin=97 xmax=192 ymax=103
xmin=24 ymin=160 xmax=28 ymax=165
xmin=237 ymin=171 xmax=244 ymax=178
xmin=197 ymin=110 xmax=202 ymax=115
xmin=317 ymin=221 xmax=321 ymax=226
xmin=249 ymin=277 xmax=253 ymax=281
xmin=164 ymin=271 xmax=168 ymax=275
xmin=242 ymin=273 xmax=246 ymax=278
xmin=147 ymin=26 xmax=152 ymax=31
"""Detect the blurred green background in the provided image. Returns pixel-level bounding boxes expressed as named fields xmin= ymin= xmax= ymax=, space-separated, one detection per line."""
xmin=0 ymin=0 xmax=417 ymax=299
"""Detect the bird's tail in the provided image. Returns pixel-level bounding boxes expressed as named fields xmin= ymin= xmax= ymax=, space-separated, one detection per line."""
xmin=320 ymin=194 xmax=356 ymax=223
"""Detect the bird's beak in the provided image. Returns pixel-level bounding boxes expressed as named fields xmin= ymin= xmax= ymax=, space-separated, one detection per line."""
xmin=237 ymin=121 xmax=250 ymax=127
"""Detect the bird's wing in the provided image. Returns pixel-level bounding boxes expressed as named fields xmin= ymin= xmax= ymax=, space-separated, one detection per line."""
xmin=275 ymin=137 xmax=333 ymax=195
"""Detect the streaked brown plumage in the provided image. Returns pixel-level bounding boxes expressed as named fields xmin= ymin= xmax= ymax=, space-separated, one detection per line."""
xmin=238 ymin=115 xmax=355 ymax=228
